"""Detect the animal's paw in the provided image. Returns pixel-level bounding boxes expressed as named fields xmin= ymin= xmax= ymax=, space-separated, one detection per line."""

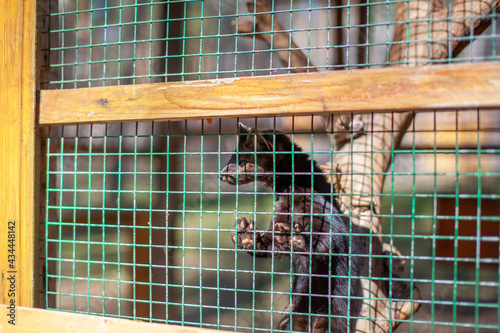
xmin=291 ymin=223 xmax=308 ymax=252
xmin=273 ymin=222 xmax=291 ymax=245
xmin=271 ymin=222 xmax=309 ymax=251
xmin=232 ymin=216 xmax=257 ymax=250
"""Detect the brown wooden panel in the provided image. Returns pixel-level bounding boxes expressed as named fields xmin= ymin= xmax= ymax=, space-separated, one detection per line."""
xmin=437 ymin=198 xmax=500 ymax=266
xmin=40 ymin=62 xmax=500 ymax=125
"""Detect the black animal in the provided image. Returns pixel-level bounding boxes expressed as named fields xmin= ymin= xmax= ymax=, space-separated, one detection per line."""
xmin=220 ymin=123 xmax=361 ymax=332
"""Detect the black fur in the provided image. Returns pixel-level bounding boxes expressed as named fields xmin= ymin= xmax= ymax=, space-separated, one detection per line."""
xmin=220 ymin=123 xmax=361 ymax=332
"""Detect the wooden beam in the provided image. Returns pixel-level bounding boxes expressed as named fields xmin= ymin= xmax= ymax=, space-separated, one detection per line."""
xmin=0 ymin=0 xmax=38 ymax=307
xmin=39 ymin=62 xmax=500 ymax=125
xmin=0 ymin=305 xmax=225 ymax=333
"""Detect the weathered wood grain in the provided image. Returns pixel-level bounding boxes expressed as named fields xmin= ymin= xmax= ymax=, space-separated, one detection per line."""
xmin=40 ymin=62 xmax=500 ymax=125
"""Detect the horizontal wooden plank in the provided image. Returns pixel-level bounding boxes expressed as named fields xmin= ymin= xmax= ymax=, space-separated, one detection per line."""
xmin=40 ymin=62 xmax=500 ymax=125
xmin=0 ymin=305 xmax=226 ymax=333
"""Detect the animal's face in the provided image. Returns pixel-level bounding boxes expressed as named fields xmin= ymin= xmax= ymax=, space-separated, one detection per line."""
xmin=220 ymin=123 xmax=274 ymax=185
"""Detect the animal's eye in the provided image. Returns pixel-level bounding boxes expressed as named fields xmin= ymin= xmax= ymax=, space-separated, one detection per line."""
xmin=239 ymin=161 xmax=247 ymax=167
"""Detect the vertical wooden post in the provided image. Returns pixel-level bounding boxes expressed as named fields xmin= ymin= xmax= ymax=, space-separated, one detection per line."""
xmin=0 ymin=0 xmax=38 ymax=307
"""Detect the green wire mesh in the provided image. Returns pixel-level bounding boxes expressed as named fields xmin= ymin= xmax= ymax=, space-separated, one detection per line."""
xmin=40 ymin=1 xmax=500 ymax=332
xmin=41 ymin=0 xmax=500 ymax=88
xmin=42 ymin=113 xmax=500 ymax=331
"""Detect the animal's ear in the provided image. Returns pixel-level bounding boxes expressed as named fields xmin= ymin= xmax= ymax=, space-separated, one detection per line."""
xmin=238 ymin=122 xmax=251 ymax=134
xmin=237 ymin=122 xmax=252 ymax=147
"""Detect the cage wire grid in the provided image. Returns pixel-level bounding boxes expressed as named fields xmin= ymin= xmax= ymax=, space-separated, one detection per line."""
xmin=39 ymin=0 xmax=500 ymax=332
xmin=42 ymin=113 xmax=500 ymax=331
xmin=41 ymin=0 xmax=500 ymax=88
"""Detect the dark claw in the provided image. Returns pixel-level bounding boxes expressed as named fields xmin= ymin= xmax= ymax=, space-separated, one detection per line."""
xmin=292 ymin=234 xmax=308 ymax=252
xmin=241 ymin=237 xmax=253 ymax=246
xmin=293 ymin=235 xmax=304 ymax=245
xmin=275 ymin=234 xmax=288 ymax=245
xmin=237 ymin=216 xmax=255 ymax=231
xmin=237 ymin=216 xmax=248 ymax=231
xmin=274 ymin=222 xmax=291 ymax=232
xmin=233 ymin=216 xmax=258 ymax=250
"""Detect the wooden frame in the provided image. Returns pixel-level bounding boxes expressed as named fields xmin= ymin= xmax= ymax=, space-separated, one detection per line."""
xmin=40 ymin=62 xmax=500 ymax=125
xmin=1 ymin=0 xmax=499 ymax=331
xmin=0 ymin=0 xmax=38 ymax=309
xmin=0 ymin=305 xmax=220 ymax=333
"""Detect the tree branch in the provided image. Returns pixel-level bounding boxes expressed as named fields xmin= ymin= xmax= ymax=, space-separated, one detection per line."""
xmin=390 ymin=0 xmax=500 ymax=65
xmin=333 ymin=0 xmax=499 ymax=331
xmin=233 ymin=0 xmax=317 ymax=73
